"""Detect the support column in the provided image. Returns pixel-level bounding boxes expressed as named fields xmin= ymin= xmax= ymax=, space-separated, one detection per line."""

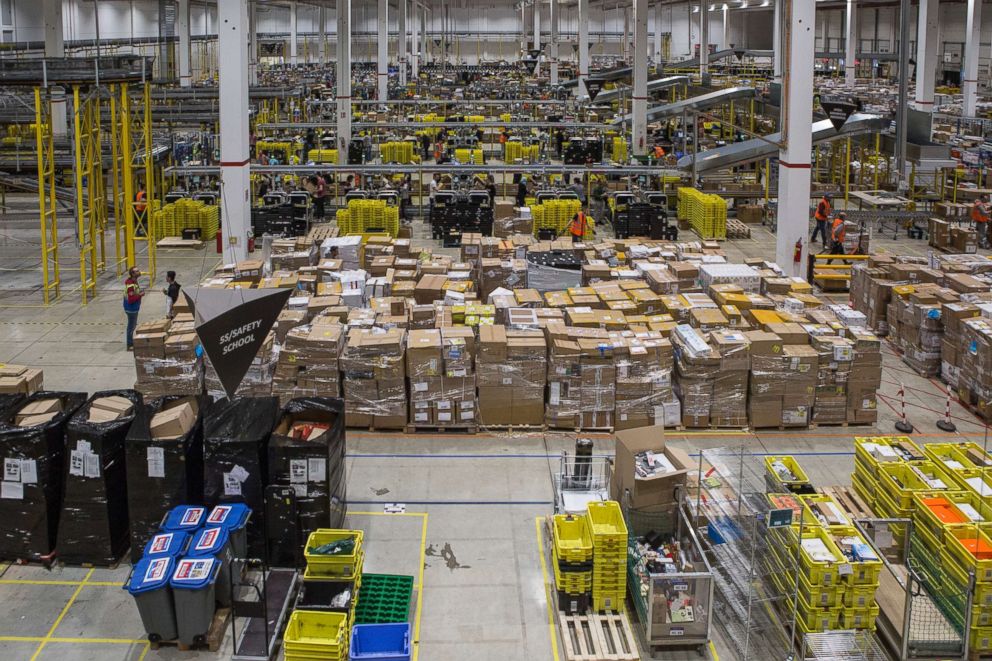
xmin=248 ymin=0 xmax=258 ymax=85
xmin=722 ymin=5 xmax=728 ymax=49
xmin=177 ymin=0 xmax=191 ymax=86
xmin=550 ymin=0 xmax=559 ymax=85
xmin=412 ymin=4 xmax=420 ymax=79
xmin=845 ymin=0 xmax=856 ymax=86
xmin=398 ymin=0 xmax=407 ymax=86
xmin=772 ymin=0 xmax=781 ymax=83
xmin=377 ymin=0 xmax=388 ymax=102
xmin=218 ymin=0 xmax=251 ymax=264
xmin=914 ymin=0 xmax=938 ymax=109
xmin=633 ymin=0 xmax=648 ymax=155
xmin=289 ymin=1 xmax=298 ymax=65
xmin=775 ymin=0 xmax=815 ymax=275
xmin=577 ymin=0 xmax=589 ymax=98
xmin=319 ymin=5 xmax=327 ymax=65
xmin=337 ymin=0 xmax=352 ymax=165
xmin=533 ymin=1 xmax=541 ymax=76
xmin=964 ymin=0 xmax=981 ymax=116
xmin=654 ymin=3 xmax=663 ymax=65
xmin=700 ymin=2 xmax=709 ymax=80
xmin=43 ymin=0 xmax=67 ymax=138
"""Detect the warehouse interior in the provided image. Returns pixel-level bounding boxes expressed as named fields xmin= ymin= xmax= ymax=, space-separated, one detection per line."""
xmin=3 ymin=0 xmax=992 ymax=660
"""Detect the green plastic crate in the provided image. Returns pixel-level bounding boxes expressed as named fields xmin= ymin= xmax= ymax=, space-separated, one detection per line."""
xmin=353 ymin=573 xmax=415 ymax=625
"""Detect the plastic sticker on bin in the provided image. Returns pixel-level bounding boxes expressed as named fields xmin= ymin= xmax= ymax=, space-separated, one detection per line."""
xmin=163 ymin=505 xmax=206 ymax=532
xmin=1 ymin=481 xmax=23 ymax=500
xmin=191 ymin=527 xmax=227 ymax=554
xmin=146 ymin=447 xmax=165 ymax=478
xmin=4 ymin=458 xmax=20 ymax=482
xmin=149 ymin=533 xmax=174 ymax=555
xmin=20 ymin=460 xmax=37 ymax=484
xmin=206 ymin=503 xmax=250 ymax=530
xmin=145 ymin=557 xmax=170 ymax=583
xmin=127 ymin=556 xmax=175 ymax=595
xmin=308 ymin=459 xmax=326 ymax=482
xmin=172 ymin=558 xmax=216 ymax=585
xmin=144 ymin=531 xmax=189 ymax=558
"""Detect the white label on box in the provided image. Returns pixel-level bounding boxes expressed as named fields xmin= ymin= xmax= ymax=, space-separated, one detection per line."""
xmin=76 ymin=440 xmax=91 ymax=453
xmin=290 ymin=459 xmax=308 ymax=484
xmin=620 ymin=413 xmax=628 ymax=421
xmin=83 ymin=453 xmax=100 ymax=479
xmin=69 ymin=450 xmax=84 ymax=476
xmin=20 ymin=460 xmax=37 ymax=484
xmin=549 ymin=383 xmax=561 ymax=405
xmin=438 ymin=412 xmax=452 ymax=422
xmin=1 ymin=481 xmax=23 ymax=500
xmin=413 ymin=381 xmax=428 ymax=392
xmin=223 ymin=472 xmax=242 ymax=496
xmin=460 ymin=411 xmax=474 ymax=420
xmin=449 ymin=368 xmax=467 ymax=377
xmin=502 ymin=377 xmax=513 ymax=385
xmin=415 ymin=412 xmax=429 ymax=422
xmin=3 ymin=458 xmax=20 ymax=483
xmin=147 ymin=447 xmax=165 ymax=478
xmin=460 ymin=400 xmax=475 ymax=410
xmin=308 ymin=458 xmax=326 ymax=482
xmin=437 ymin=400 xmax=452 ymax=410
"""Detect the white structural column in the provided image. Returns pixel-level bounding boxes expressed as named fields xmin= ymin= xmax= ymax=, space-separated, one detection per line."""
xmin=844 ymin=0 xmax=856 ymax=86
xmin=248 ymin=1 xmax=258 ymax=85
xmin=577 ymin=0 xmax=589 ymax=98
xmin=964 ymin=0 xmax=981 ymax=116
xmin=177 ymin=0 xmax=192 ymax=86
xmin=775 ymin=0 xmax=815 ymax=274
xmin=700 ymin=2 xmax=709 ymax=79
xmin=653 ymin=3 xmax=662 ymax=65
xmin=377 ymin=0 xmax=388 ymax=102
xmin=398 ymin=0 xmax=407 ymax=86
xmin=411 ymin=3 xmax=420 ymax=79
xmin=722 ymin=5 xmax=728 ymax=49
xmin=772 ymin=0 xmax=782 ymax=83
xmin=42 ymin=0 xmax=67 ymax=138
xmin=319 ymin=5 xmax=327 ymax=64
xmin=915 ymin=0 xmax=938 ymax=109
xmin=337 ymin=0 xmax=352 ymax=165
xmin=632 ymin=0 xmax=648 ymax=155
xmin=550 ymin=0 xmax=559 ymax=85
xmin=218 ymin=0 xmax=252 ymax=263
xmin=421 ymin=7 xmax=429 ymax=65
xmin=289 ymin=1 xmax=298 ymax=65
xmin=533 ymin=1 xmax=541 ymax=75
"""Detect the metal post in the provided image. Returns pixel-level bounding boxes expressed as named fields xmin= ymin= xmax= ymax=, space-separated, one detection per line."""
xmin=700 ymin=0 xmax=709 ymax=81
xmin=550 ymin=0 xmax=559 ymax=86
xmin=578 ymin=0 xmax=590 ymax=99
xmin=963 ymin=0 xmax=981 ymax=116
xmin=632 ymin=0 xmax=649 ymax=155
xmin=377 ymin=0 xmax=389 ymax=102
xmin=337 ymin=0 xmax=352 ymax=165
xmin=218 ymin=0 xmax=252 ymax=263
xmin=289 ymin=0 xmax=298 ymax=66
xmin=35 ymin=87 xmax=60 ymax=304
xmin=178 ymin=0 xmax=192 ymax=86
xmin=914 ymin=0 xmax=938 ymax=111
xmin=845 ymin=0 xmax=856 ymax=86
xmin=533 ymin=0 xmax=541 ymax=76
xmin=894 ymin=0 xmax=909 ymax=184
xmin=398 ymin=0 xmax=407 ymax=87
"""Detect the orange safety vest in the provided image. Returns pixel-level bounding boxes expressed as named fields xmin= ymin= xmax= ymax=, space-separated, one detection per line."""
xmin=973 ymin=201 xmax=990 ymax=223
xmin=653 ymin=146 xmax=665 ymax=159
xmin=135 ymin=190 xmax=147 ymax=213
xmin=814 ymin=197 xmax=831 ymax=222
xmin=831 ymin=217 xmax=846 ymax=243
xmin=569 ymin=212 xmax=587 ymax=237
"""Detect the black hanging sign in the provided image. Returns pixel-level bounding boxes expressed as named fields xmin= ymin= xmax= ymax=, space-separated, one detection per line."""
xmin=820 ymin=95 xmax=859 ymax=132
xmin=585 ymin=78 xmax=604 ymax=101
xmin=733 ymin=49 xmax=746 ymax=61
xmin=182 ymin=286 xmax=293 ymax=400
xmin=528 ymin=48 xmax=543 ymax=59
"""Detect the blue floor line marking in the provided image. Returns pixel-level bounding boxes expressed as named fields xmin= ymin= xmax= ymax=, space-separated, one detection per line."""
xmin=348 ymin=453 xmax=613 ymax=459
xmin=348 ymin=499 xmax=554 ymax=506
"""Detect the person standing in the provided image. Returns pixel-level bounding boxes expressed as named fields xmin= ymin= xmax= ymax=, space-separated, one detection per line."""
xmin=828 ymin=212 xmax=848 ymax=263
xmin=973 ymin=194 xmax=991 ymax=249
xmin=811 ymin=193 xmax=831 ymax=248
xmin=162 ymin=271 xmax=180 ymax=319
xmin=123 ymin=267 xmax=145 ymax=351
xmin=568 ymin=208 xmax=590 ymax=243
xmin=516 ymin=176 xmax=528 ymax=208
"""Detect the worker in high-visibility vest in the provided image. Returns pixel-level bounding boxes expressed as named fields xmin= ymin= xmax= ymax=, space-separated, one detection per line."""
xmin=828 ymin=211 xmax=848 ymax=263
xmin=567 ymin=209 xmax=590 ymax=243
xmin=123 ymin=267 xmax=145 ymax=351
xmin=811 ymin=193 xmax=832 ymax=248
xmin=973 ymin=194 xmax=991 ymax=249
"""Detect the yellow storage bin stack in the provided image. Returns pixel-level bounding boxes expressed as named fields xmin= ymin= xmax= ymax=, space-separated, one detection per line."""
xmin=924 ymin=442 xmax=992 ymax=498
xmin=381 ymin=141 xmax=415 ymax=164
xmin=531 ymin=199 xmax=594 ymax=239
xmin=553 ymin=514 xmax=594 ymax=609
xmin=454 ymin=148 xmax=484 ymax=164
xmin=852 ymin=436 xmax=925 ymax=507
xmin=585 ymin=501 xmax=627 ymax=612
xmin=767 ymin=526 xmax=847 ymax=634
xmin=676 ymin=188 xmax=727 ymax=240
xmin=307 ymin=148 xmax=339 ymax=163
xmin=303 ymin=529 xmax=365 ymax=580
xmin=765 ymin=455 xmax=814 ymax=494
xmin=611 ymin=137 xmax=628 ymax=162
xmin=505 ymin=141 xmax=539 ymax=162
xmin=256 ymin=140 xmax=297 ymax=162
xmin=152 ymin=199 xmax=220 ymax=241
xmin=283 ymin=610 xmax=350 ymax=661
xmin=464 ymin=114 xmax=486 ymax=123
xmin=335 ymin=199 xmax=400 ymax=238
xmin=499 ymin=113 xmax=512 ymax=123
xmin=873 ymin=461 xmax=954 ymax=520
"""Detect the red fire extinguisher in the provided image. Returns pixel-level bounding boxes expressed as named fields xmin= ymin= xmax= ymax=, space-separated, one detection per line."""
xmin=793 ymin=237 xmax=803 ymax=264
xmin=216 ymin=229 xmax=223 ymax=254
xmin=247 ymin=229 xmax=256 ymax=254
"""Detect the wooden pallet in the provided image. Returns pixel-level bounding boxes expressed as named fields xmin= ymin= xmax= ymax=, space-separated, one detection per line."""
xmin=156 ymin=237 xmax=204 ymax=249
xmin=559 ymin=612 xmax=639 ymax=661
xmin=150 ymin=607 xmax=230 ymax=652
xmin=404 ymin=424 xmax=478 ymax=434
xmin=479 ymin=424 xmax=547 ymax=433
xmin=820 ymin=485 xmax=874 ymax=520
xmin=726 ymin=218 xmax=752 ymax=239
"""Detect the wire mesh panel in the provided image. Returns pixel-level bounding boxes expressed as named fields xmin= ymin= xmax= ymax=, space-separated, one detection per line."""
xmin=802 ymin=630 xmax=888 ymax=660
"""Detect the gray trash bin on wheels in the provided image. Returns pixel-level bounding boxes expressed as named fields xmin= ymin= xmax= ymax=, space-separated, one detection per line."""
xmin=126 ymin=556 xmax=178 ymax=642
xmin=187 ymin=526 xmax=234 ymax=607
xmin=169 ymin=557 xmax=221 ymax=647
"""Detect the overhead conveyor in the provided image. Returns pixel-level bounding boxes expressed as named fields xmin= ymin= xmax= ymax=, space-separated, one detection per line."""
xmin=559 ymin=65 xmax=634 ymax=89
xmin=610 ymin=87 xmax=757 ymax=126
xmin=676 ymin=113 xmax=889 ymax=172
xmin=667 ymin=49 xmax=774 ymax=69
xmin=589 ymin=76 xmax=690 ymax=105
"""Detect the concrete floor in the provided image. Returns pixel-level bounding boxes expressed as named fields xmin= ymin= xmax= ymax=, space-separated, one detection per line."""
xmin=0 ymin=192 xmax=988 ymax=661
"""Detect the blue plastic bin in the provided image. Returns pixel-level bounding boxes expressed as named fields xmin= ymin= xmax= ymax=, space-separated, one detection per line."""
xmin=205 ymin=503 xmax=251 ymax=558
xmin=142 ymin=531 xmax=190 ymax=559
xmin=170 ymin=557 xmax=220 ymax=647
xmin=161 ymin=505 xmax=207 ymax=533
xmin=126 ymin=556 xmax=178 ymax=642
xmin=350 ymin=623 xmax=412 ymax=661
xmin=186 ymin=526 xmax=233 ymax=607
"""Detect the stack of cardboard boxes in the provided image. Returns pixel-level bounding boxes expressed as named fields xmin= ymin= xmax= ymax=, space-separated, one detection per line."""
xmin=0 ymin=365 xmax=43 ymax=395
xmin=613 ymin=333 xmax=676 ymax=430
xmin=205 ymin=332 xmax=277 ymax=399
xmin=672 ymin=325 xmax=719 ymax=428
xmin=132 ymin=317 xmax=203 ymax=398
xmin=846 ymin=328 xmax=882 ymax=425
xmin=709 ymin=330 xmax=750 ymax=427
xmin=339 ymin=327 xmax=407 ymax=429
xmin=272 ymin=322 xmax=345 ymax=405
xmin=407 ymin=328 xmax=478 ymax=428
xmin=545 ymin=326 xmax=616 ymax=430
xmin=747 ymin=331 xmax=819 ymax=428
xmin=476 ymin=325 xmax=546 ymax=427
xmin=810 ymin=335 xmax=855 ymax=424
xmin=888 ymin=285 xmax=948 ymax=377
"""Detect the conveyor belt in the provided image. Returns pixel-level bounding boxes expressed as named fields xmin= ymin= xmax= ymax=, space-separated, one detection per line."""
xmin=589 ymin=76 xmax=690 ymax=105
xmin=610 ymin=87 xmax=757 ymax=126
xmin=559 ymin=65 xmax=634 ymax=89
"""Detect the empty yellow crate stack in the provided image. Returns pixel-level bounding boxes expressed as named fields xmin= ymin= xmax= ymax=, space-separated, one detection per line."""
xmin=585 ymin=502 xmax=627 ymax=613
xmin=381 ymin=141 xmax=415 ymax=164
xmin=531 ymin=199 xmax=594 ymax=239
xmin=611 ymin=137 xmax=628 ymax=162
xmin=553 ymin=514 xmax=594 ymax=602
xmin=283 ymin=610 xmax=349 ymax=661
xmin=454 ymin=148 xmax=484 ymax=164
xmin=336 ymin=200 xmax=400 ymax=238
xmin=676 ymin=188 xmax=727 ymax=240
xmin=152 ymin=199 xmax=219 ymax=241
xmin=307 ymin=148 xmax=339 ymax=163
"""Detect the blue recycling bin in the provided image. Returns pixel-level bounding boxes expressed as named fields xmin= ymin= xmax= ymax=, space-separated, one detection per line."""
xmin=350 ymin=623 xmax=412 ymax=661
xmin=170 ymin=557 xmax=220 ymax=647
xmin=126 ymin=556 xmax=178 ymax=643
xmin=142 ymin=531 xmax=190 ymax=559
xmin=161 ymin=505 xmax=208 ymax=534
xmin=187 ymin=526 xmax=233 ymax=607
xmin=205 ymin=503 xmax=251 ymax=559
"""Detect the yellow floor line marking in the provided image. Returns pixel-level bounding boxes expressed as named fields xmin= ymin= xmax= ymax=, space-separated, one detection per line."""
xmin=348 ymin=509 xmax=428 ymax=661
xmin=0 ymin=580 xmax=121 ymax=587
xmin=709 ymin=640 xmax=720 ymax=660
xmin=137 ymin=641 xmax=150 ymax=660
xmin=534 ymin=516 xmax=561 ymax=661
xmin=29 ymin=567 xmax=94 ymax=661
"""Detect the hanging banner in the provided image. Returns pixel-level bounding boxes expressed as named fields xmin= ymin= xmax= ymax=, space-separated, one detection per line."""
xmin=819 ymin=95 xmax=860 ymax=131
xmin=182 ymin=287 xmax=293 ymax=400
xmin=585 ymin=79 xmax=604 ymax=101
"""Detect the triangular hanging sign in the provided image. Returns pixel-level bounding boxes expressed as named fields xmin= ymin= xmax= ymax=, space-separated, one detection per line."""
xmin=182 ymin=286 xmax=293 ymax=400
xmin=528 ymin=48 xmax=543 ymax=59
xmin=819 ymin=95 xmax=858 ymax=131
xmin=734 ymin=48 xmax=745 ymax=61
xmin=585 ymin=78 xmax=604 ymax=101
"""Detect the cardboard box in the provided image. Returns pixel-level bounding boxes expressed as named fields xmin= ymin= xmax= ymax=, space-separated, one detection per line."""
xmin=150 ymin=400 xmax=197 ymax=439
xmin=613 ymin=425 xmax=692 ymax=508
xmin=88 ymin=395 xmax=135 ymax=421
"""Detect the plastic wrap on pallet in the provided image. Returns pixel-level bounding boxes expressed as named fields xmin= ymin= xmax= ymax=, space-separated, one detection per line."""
xmin=709 ymin=332 xmax=750 ymax=427
xmin=474 ymin=326 xmax=546 ymax=427
xmin=339 ymin=327 xmax=407 ymax=429
xmin=57 ymin=390 xmax=141 ymax=566
xmin=272 ymin=323 xmax=344 ymax=406
xmin=671 ymin=326 xmax=719 ymax=428
xmin=125 ymin=395 xmax=208 ymax=563
xmin=612 ymin=335 xmax=674 ymax=430
xmin=0 ymin=391 xmax=87 ymax=560
xmin=203 ymin=396 xmax=280 ymax=557
xmin=267 ymin=397 xmax=347 ymax=566
xmin=545 ymin=334 xmax=616 ymax=430
xmin=133 ymin=355 xmax=204 ymax=398
xmin=526 ymin=260 xmax=582 ymax=293
xmin=0 ymin=394 xmax=26 ymax=420
xmin=205 ymin=333 xmax=277 ymax=399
